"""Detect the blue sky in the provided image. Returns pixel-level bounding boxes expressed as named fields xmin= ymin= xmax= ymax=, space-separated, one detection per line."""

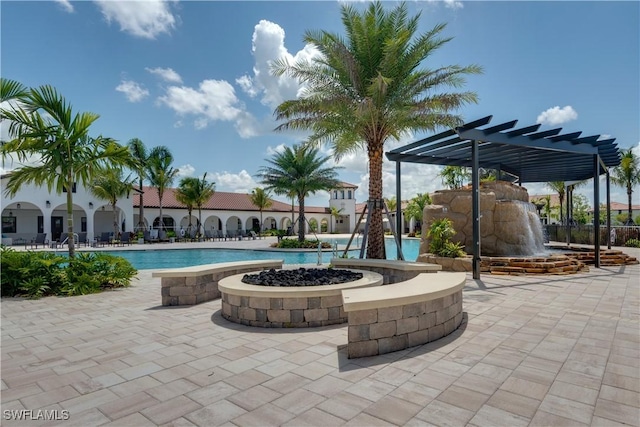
xmin=2 ymin=0 xmax=639 ymax=208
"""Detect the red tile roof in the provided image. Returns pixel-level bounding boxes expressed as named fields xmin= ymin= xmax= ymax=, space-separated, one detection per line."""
xmin=335 ymin=181 xmax=358 ymax=189
xmin=134 ymin=186 xmax=328 ymax=214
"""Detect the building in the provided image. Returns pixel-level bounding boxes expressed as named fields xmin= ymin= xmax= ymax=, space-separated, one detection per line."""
xmin=0 ymin=174 xmax=360 ymax=244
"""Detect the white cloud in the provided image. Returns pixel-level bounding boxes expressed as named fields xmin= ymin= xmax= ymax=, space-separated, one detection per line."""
xmin=265 ymin=144 xmax=287 ymax=156
xmin=176 ymin=164 xmax=195 ymax=178
xmin=443 ymin=0 xmax=464 ymax=9
xmin=146 ymin=67 xmax=182 ymax=83
xmin=55 ymin=0 xmax=74 ymax=13
xmin=536 ymin=105 xmax=578 ymax=126
xmin=94 ymin=0 xmax=177 ymax=39
xmin=210 ymin=170 xmax=258 ymax=193
xmin=237 ymin=20 xmax=321 ymax=110
xmin=115 ymin=80 xmax=149 ymax=102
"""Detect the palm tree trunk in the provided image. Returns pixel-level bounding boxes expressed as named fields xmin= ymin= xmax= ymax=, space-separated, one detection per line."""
xmin=112 ymin=202 xmax=119 ymax=238
xmin=198 ymin=207 xmax=203 ymax=239
xmin=628 ymin=186 xmax=634 ymax=225
xmin=138 ymin=177 xmax=145 ymax=231
xmin=367 ymin=144 xmax=385 ymax=259
xmin=66 ymin=176 xmax=75 ymax=258
xmin=298 ymin=195 xmax=305 ymax=242
xmin=158 ymin=195 xmax=163 ymax=231
xmin=260 ymin=210 xmax=263 ymax=237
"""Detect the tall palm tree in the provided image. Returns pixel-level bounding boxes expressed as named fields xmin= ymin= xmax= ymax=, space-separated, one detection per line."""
xmin=405 ymin=193 xmax=431 ymax=231
xmin=0 ymin=78 xmax=28 ymax=106
xmin=191 ymin=173 xmax=215 ymax=238
xmin=1 ymin=83 xmax=131 ymax=258
xmin=250 ymin=187 xmax=273 ymax=236
xmin=128 ymin=138 xmax=148 ymax=232
xmin=330 ymin=206 xmax=344 ymax=233
xmin=146 ymin=146 xmax=178 ymax=231
xmin=546 ymin=181 xmax=567 ymax=224
xmin=439 ymin=166 xmax=470 ymax=189
xmin=258 ymin=144 xmax=340 ymax=242
xmin=611 ymin=148 xmax=640 ymax=225
xmin=175 ymin=177 xmax=199 ymax=237
xmin=272 ymin=1 xmax=481 ymax=258
xmin=90 ymin=168 xmax=135 ymax=238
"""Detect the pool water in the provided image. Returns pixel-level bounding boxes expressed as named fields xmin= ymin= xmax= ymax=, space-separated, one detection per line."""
xmin=103 ymin=237 xmax=420 ymax=270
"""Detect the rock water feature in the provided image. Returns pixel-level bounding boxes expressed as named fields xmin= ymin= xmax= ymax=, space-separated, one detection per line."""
xmin=422 ymin=181 xmax=545 ymax=256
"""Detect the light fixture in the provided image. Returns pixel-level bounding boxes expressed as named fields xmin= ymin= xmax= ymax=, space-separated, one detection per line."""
xmin=16 ymin=203 xmax=21 ymax=209
xmin=89 ymin=202 xmax=93 ymax=209
xmin=46 ymin=201 xmax=51 ymax=208
xmin=9 ymin=211 xmax=13 ymax=217
xmin=102 ymin=206 xmax=105 ymax=211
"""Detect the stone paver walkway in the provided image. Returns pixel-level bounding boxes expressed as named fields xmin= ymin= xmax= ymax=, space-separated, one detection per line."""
xmin=2 ymin=248 xmax=639 ymax=426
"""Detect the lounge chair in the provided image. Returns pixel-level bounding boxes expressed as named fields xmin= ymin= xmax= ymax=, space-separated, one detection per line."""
xmin=158 ymin=230 xmax=168 ymax=242
xmin=95 ymin=232 xmax=111 ymax=247
xmin=249 ymin=231 xmax=258 ymax=240
xmin=227 ymin=230 xmax=237 ymax=240
xmin=78 ymin=232 xmax=88 ymax=247
xmin=30 ymin=233 xmax=48 ymax=249
xmin=118 ymin=232 xmax=132 ymax=246
xmin=204 ymin=230 xmax=214 ymax=241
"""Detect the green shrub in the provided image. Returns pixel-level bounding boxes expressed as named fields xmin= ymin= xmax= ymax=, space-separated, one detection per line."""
xmin=272 ymin=238 xmax=332 ymax=249
xmin=624 ymin=238 xmax=640 ymax=248
xmin=427 ymin=218 xmax=466 ymax=258
xmin=1 ymin=248 xmax=137 ymax=299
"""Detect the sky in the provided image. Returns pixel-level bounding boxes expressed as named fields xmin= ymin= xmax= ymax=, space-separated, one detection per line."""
xmin=2 ymin=0 xmax=639 ymax=209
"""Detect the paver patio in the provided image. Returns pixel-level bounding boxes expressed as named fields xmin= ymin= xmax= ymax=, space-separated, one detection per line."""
xmin=1 ymin=244 xmax=639 ymax=426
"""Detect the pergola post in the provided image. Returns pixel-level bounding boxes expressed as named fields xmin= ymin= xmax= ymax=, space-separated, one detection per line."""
xmin=472 ymin=139 xmax=480 ymax=279
xmin=606 ymin=171 xmax=611 ymax=249
xmin=594 ymin=155 xmax=600 ymax=267
xmin=565 ymin=184 xmax=571 ymax=246
xmin=395 ymin=161 xmax=402 ymax=260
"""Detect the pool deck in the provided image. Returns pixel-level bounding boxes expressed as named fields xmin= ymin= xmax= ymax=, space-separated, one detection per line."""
xmin=1 ymin=242 xmax=639 ymax=426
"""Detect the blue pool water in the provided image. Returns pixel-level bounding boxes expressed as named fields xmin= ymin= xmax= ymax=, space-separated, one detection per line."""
xmin=103 ymin=237 xmax=420 ymax=270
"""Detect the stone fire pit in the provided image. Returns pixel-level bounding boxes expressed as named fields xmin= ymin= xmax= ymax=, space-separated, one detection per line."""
xmin=219 ymin=268 xmax=382 ymax=328
xmin=242 ymin=268 xmax=363 ymax=287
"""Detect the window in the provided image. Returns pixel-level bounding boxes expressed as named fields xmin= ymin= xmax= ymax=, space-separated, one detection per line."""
xmin=2 ymin=216 xmax=16 ymax=233
xmin=81 ymin=217 xmax=87 ymax=232
xmin=341 ymin=190 xmax=345 ymax=199
xmin=348 ymin=190 xmax=352 ymax=199
xmin=38 ymin=216 xmax=44 ymax=233
xmin=334 ymin=190 xmax=338 ymax=199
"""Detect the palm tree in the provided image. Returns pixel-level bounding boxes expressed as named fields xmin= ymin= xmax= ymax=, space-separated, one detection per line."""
xmin=0 ymin=78 xmax=28 ymax=106
xmin=611 ymin=148 xmax=640 ymax=225
xmin=546 ymin=181 xmax=567 ymax=224
xmin=128 ymin=138 xmax=148 ymax=232
xmin=250 ymin=187 xmax=273 ymax=236
xmin=439 ymin=166 xmax=470 ymax=189
xmin=258 ymin=144 xmax=340 ymax=242
xmin=90 ymin=168 xmax=135 ymax=238
xmin=175 ymin=177 xmax=199 ymax=237
xmin=191 ymin=173 xmax=215 ymax=238
xmin=329 ymin=206 xmax=344 ymax=233
xmin=146 ymin=146 xmax=178 ymax=232
xmin=1 ymin=83 xmax=131 ymax=258
xmin=405 ymin=193 xmax=431 ymax=231
xmin=272 ymin=1 xmax=481 ymax=258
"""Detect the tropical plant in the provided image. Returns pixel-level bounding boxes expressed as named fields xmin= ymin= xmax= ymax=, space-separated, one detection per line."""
xmin=1 ymin=247 xmax=136 ymax=299
xmin=192 ymin=173 xmax=215 ymax=238
xmin=329 ymin=206 xmax=344 ymax=233
xmin=546 ymin=182 xmax=567 ymax=224
xmin=128 ymin=138 xmax=148 ymax=232
xmin=624 ymin=238 xmax=640 ymax=248
xmin=385 ymin=197 xmax=397 ymax=212
xmin=272 ymin=1 xmax=481 ymax=258
xmin=250 ymin=187 xmax=273 ymax=237
xmin=439 ymin=166 xmax=470 ymax=189
xmin=258 ymin=144 xmax=340 ymax=242
xmin=89 ymin=168 xmax=135 ymax=238
xmin=146 ymin=146 xmax=178 ymax=231
xmin=0 ymin=78 xmax=28 ymax=107
xmin=427 ymin=218 xmax=465 ymax=258
xmin=405 ymin=193 xmax=432 ymax=227
xmin=610 ymin=148 xmax=640 ymax=225
xmin=0 ymin=82 xmax=131 ymax=258
xmin=175 ymin=177 xmax=199 ymax=237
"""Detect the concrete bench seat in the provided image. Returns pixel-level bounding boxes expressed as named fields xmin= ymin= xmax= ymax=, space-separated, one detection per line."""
xmin=342 ymin=272 xmax=466 ymax=358
xmin=331 ymin=258 xmax=441 ymax=284
xmin=153 ymin=260 xmax=283 ymax=306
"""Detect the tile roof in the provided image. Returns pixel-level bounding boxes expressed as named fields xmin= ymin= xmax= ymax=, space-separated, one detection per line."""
xmin=335 ymin=181 xmax=359 ymax=189
xmin=134 ymin=186 xmax=329 ymax=214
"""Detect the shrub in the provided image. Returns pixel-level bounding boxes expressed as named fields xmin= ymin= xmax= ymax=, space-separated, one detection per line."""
xmin=1 ymin=248 xmax=137 ymax=299
xmin=427 ymin=218 xmax=466 ymax=258
xmin=271 ymin=238 xmax=332 ymax=249
xmin=624 ymin=238 xmax=640 ymax=248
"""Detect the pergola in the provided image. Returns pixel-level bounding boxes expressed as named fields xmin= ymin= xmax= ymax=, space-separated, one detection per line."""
xmin=386 ymin=115 xmax=621 ymax=278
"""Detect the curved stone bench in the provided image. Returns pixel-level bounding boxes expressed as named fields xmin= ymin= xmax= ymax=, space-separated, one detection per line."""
xmin=330 ymin=258 xmax=441 ymax=284
xmin=153 ymin=260 xmax=283 ymax=306
xmin=342 ymin=272 xmax=466 ymax=358
xmin=219 ymin=270 xmax=383 ymax=327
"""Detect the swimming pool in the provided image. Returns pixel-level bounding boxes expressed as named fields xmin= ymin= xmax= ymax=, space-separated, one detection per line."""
xmin=103 ymin=237 xmax=420 ymax=270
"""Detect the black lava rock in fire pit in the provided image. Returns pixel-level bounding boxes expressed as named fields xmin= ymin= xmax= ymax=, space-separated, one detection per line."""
xmin=241 ymin=268 xmax=363 ymax=287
